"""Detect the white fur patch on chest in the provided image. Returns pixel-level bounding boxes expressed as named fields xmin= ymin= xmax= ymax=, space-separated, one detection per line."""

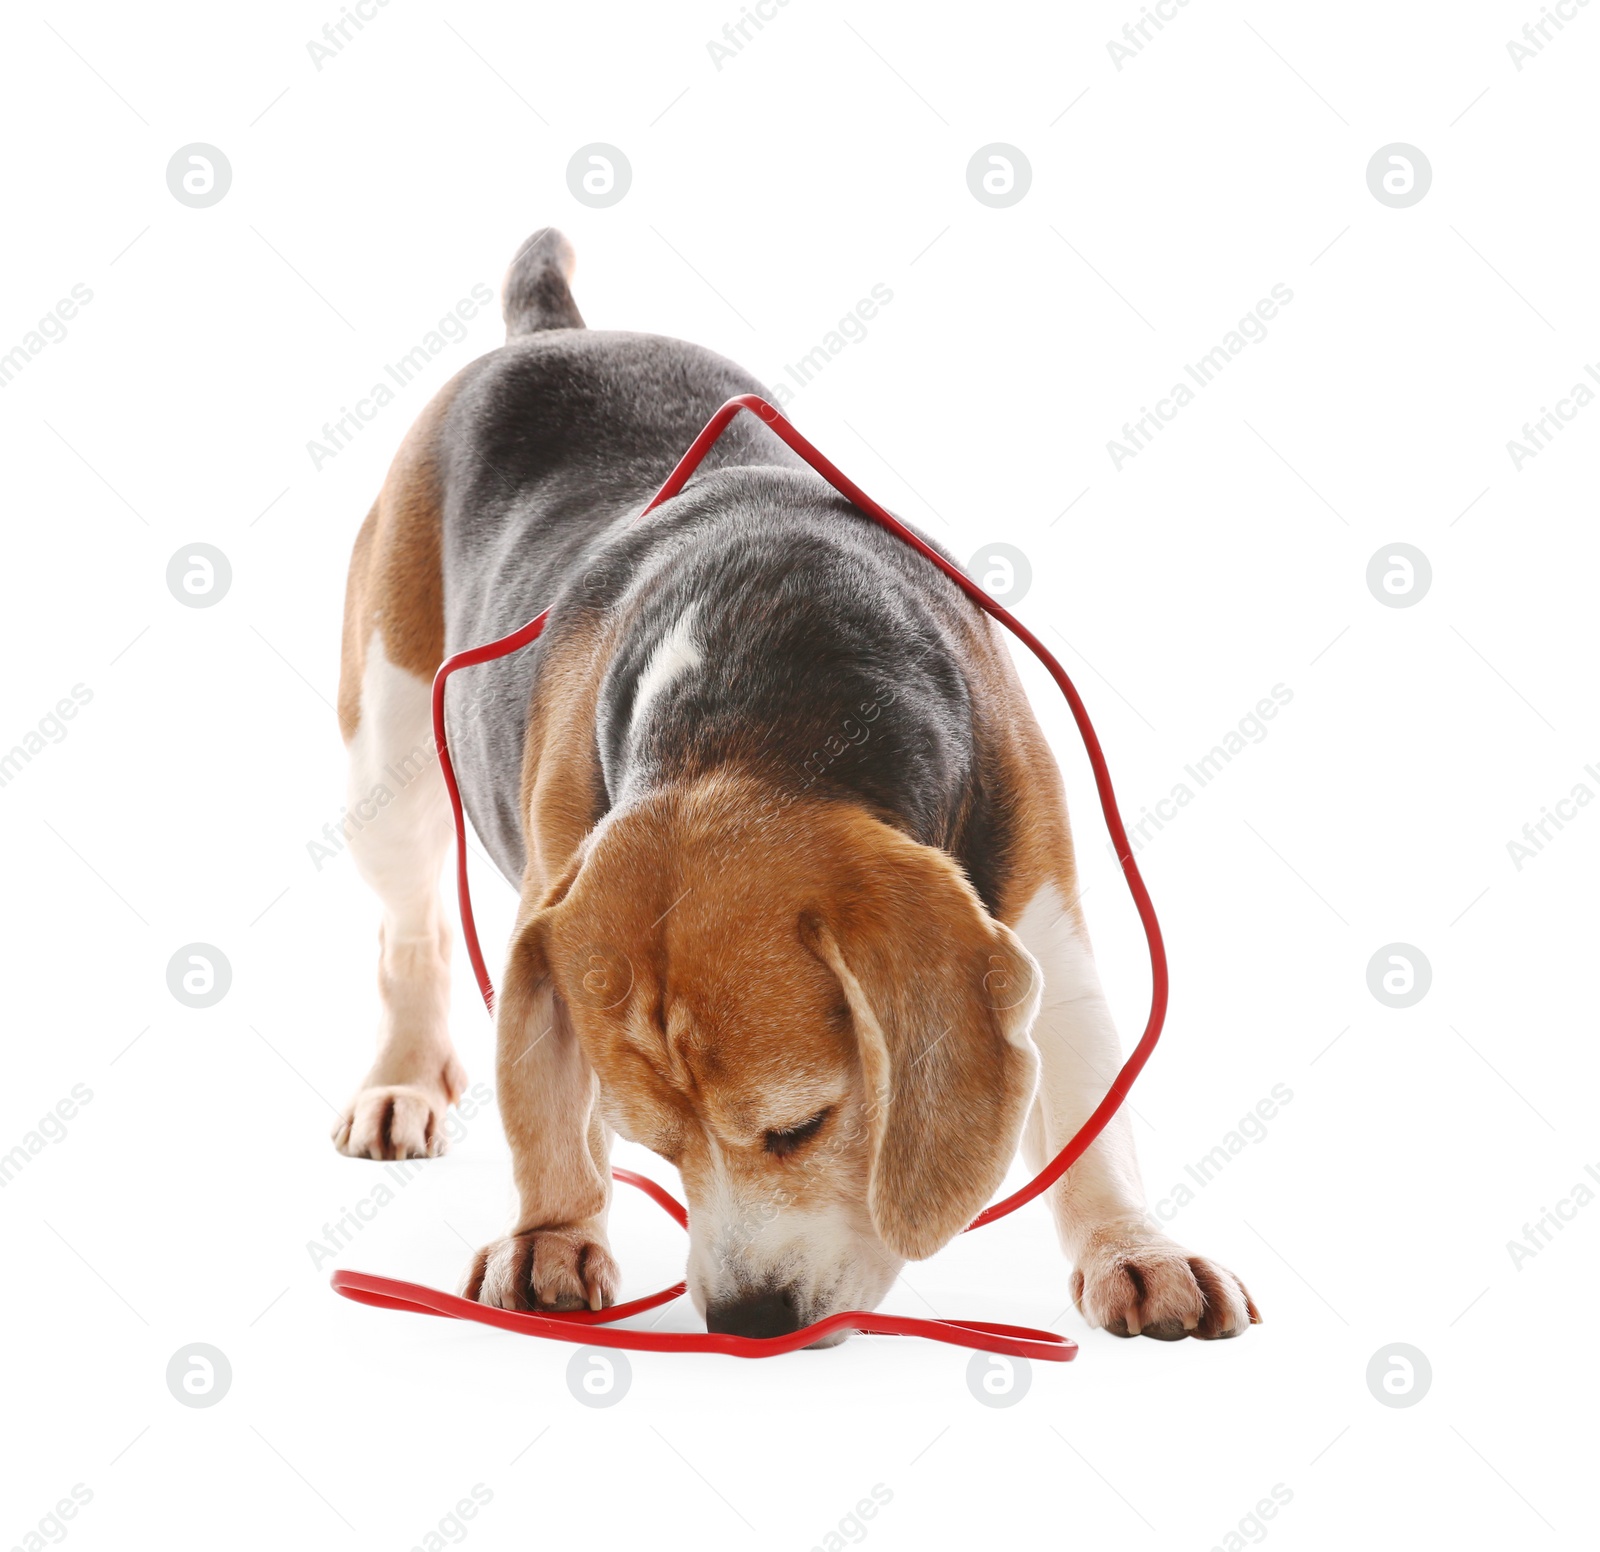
xmin=1011 ymin=881 xmax=1098 ymax=1010
xmin=630 ymin=605 xmax=703 ymax=734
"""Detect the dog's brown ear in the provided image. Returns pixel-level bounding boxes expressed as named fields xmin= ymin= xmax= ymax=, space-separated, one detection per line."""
xmin=802 ymin=817 xmax=1041 ymax=1261
xmin=497 ymin=862 xmax=612 ymax=1230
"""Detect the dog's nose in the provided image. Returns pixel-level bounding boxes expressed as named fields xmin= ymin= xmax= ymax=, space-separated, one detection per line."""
xmin=705 ymin=1287 xmax=802 ymax=1340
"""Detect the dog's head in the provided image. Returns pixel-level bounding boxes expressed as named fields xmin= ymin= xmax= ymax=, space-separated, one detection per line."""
xmin=507 ymin=776 xmax=1041 ymax=1341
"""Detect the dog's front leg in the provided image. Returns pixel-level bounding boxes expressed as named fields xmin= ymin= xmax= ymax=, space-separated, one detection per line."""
xmin=1015 ymin=884 xmax=1260 ymax=1340
xmin=461 ymin=910 xmax=619 ymax=1312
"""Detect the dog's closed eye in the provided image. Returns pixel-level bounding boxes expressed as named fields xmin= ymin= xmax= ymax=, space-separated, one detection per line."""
xmin=763 ymin=1108 xmax=831 ymax=1158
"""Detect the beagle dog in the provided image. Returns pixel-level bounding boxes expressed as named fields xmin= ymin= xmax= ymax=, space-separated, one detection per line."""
xmin=332 ymin=228 xmax=1259 ymax=1343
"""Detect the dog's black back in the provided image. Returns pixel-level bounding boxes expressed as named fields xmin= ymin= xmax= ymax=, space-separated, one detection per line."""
xmin=439 ymin=233 xmax=1012 ymax=911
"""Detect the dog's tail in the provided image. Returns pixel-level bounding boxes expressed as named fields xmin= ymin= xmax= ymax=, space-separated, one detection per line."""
xmin=501 ymin=228 xmax=584 ymax=339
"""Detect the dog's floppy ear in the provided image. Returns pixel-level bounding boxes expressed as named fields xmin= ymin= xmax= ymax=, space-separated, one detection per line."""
xmin=497 ymin=859 xmax=613 ymax=1229
xmin=802 ymin=817 xmax=1041 ymax=1261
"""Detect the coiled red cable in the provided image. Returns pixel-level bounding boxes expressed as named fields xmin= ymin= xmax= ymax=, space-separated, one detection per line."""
xmin=331 ymin=395 xmax=1169 ymax=1361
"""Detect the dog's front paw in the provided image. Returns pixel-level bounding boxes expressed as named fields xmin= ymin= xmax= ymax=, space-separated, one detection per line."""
xmin=1072 ymin=1222 xmax=1260 ymax=1341
xmin=332 ymin=1082 xmax=455 ymax=1161
xmin=460 ymin=1227 xmax=620 ymax=1313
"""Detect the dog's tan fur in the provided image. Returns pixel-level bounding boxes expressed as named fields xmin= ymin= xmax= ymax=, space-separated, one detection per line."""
xmin=337 ymin=381 xmax=458 ymax=740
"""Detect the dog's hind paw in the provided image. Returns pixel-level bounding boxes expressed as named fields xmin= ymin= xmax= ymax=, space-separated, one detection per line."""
xmin=332 ymin=1083 xmax=453 ymax=1161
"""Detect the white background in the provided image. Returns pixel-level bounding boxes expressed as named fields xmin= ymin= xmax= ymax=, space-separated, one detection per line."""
xmin=2 ymin=1 xmax=1596 ymax=1548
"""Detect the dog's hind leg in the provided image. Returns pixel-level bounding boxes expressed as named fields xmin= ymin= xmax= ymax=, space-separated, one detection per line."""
xmin=331 ymin=390 xmax=466 ymax=1160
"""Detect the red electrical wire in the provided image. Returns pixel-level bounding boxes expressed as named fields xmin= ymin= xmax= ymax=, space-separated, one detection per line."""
xmin=331 ymin=395 xmax=1170 ymax=1361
